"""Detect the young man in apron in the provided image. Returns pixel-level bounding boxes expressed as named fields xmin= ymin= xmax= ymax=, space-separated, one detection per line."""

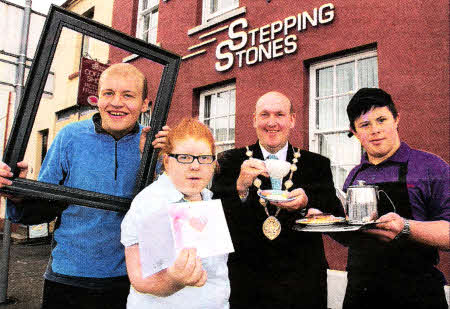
xmin=341 ymin=88 xmax=449 ymax=308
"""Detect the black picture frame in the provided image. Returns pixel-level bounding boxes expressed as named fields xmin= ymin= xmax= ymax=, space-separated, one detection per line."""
xmin=0 ymin=5 xmax=181 ymax=213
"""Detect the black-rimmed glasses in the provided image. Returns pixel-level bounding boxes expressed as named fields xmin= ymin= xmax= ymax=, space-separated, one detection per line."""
xmin=168 ymin=154 xmax=216 ymax=164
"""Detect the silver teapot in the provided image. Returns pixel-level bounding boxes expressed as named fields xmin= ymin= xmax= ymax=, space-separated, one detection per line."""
xmin=345 ymin=180 xmax=396 ymax=225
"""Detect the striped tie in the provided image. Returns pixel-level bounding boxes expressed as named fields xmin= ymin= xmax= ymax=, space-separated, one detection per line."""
xmin=266 ymin=154 xmax=281 ymax=190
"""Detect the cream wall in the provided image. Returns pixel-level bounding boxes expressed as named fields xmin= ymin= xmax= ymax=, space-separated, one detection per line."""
xmin=24 ymin=0 xmax=113 ymax=181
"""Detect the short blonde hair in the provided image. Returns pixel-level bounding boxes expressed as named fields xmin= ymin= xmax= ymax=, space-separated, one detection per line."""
xmin=99 ymin=63 xmax=148 ymax=100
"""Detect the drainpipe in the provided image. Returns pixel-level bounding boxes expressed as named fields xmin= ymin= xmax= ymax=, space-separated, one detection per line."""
xmin=0 ymin=0 xmax=32 ymax=304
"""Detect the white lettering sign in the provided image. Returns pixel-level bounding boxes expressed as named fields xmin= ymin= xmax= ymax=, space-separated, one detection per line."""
xmin=215 ymin=3 xmax=335 ymax=72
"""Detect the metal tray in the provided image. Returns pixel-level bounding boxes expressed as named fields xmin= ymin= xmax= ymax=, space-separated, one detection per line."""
xmin=293 ymin=222 xmax=377 ymax=233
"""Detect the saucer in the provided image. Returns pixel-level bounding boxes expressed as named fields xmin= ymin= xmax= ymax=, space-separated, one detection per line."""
xmin=257 ymin=190 xmax=295 ymax=203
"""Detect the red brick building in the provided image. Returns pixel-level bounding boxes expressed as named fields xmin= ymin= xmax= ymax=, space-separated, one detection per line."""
xmin=108 ymin=0 xmax=449 ymax=285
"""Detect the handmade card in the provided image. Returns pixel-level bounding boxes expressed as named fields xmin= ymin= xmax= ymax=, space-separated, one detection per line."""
xmin=168 ymin=199 xmax=234 ymax=258
xmin=138 ymin=205 xmax=175 ymax=278
xmin=138 ymin=199 xmax=234 ymax=278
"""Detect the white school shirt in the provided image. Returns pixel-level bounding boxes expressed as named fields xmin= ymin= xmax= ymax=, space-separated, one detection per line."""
xmin=121 ymin=173 xmax=230 ymax=309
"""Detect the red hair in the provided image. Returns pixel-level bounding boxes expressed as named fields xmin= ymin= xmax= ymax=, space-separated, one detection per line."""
xmin=162 ymin=118 xmax=216 ymax=156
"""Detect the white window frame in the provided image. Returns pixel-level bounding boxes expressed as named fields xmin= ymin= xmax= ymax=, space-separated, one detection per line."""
xmin=81 ymin=7 xmax=95 ymax=58
xmin=137 ymin=0 xmax=159 ymax=44
xmin=309 ymin=49 xmax=378 ymax=189
xmin=202 ymin=0 xmax=239 ymax=24
xmin=199 ymin=84 xmax=236 ymax=153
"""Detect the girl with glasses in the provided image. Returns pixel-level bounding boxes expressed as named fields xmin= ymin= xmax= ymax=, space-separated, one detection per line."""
xmin=121 ymin=118 xmax=230 ymax=308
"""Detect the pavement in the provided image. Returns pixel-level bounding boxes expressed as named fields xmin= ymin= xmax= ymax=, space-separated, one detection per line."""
xmin=0 ymin=235 xmax=51 ymax=309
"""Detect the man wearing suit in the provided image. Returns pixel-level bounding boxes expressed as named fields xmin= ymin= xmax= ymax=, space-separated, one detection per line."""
xmin=211 ymin=91 xmax=344 ymax=309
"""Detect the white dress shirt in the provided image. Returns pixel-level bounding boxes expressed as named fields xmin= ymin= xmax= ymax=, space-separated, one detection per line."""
xmin=259 ymin=142 xmax=289 ymax=161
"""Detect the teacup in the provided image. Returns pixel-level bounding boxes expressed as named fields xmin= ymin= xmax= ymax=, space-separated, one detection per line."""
xmin=264 ymin=159 xmax=291 ymax=190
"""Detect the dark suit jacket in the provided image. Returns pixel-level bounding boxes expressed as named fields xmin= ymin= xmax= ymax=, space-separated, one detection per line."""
xmin=211 ymin=142 xmax=344 ymax=308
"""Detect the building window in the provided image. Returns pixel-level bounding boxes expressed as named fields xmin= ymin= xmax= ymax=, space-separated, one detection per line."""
xmin=81 ymin=8 xmax=95 ymax=58
xmin=137 ymin=0 xmax=159 ymax=44
xmin=309 ymin=50 xmax=378 ymax=189
xmin=199 ymin=84 xmax=236 ymax=154
xmin=39 ymin=129 xmax=49 ymax=164
xmin=202 ymin=0 xmax=239 ymax=24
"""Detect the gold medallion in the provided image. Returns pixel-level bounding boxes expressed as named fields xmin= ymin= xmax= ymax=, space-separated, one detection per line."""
xmin=245 ymin=145 xmax=301 ymax=241
xmin=262 ymin=216 xmax=281 ymax=240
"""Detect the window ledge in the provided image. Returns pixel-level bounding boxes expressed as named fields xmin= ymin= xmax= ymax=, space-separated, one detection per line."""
xmin=188 ymin=6 xmax=246 ymax=36
xmin=122 ymin=54 xmax=140 ymax=63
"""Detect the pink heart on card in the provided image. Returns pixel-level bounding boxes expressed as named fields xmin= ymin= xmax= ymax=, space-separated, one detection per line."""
xmin=189 ymin=216 xmax=208 ymax=232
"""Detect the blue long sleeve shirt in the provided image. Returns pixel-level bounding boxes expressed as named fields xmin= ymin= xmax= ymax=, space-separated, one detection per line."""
xmin=7 ymin=114 xmax=142 ymax=288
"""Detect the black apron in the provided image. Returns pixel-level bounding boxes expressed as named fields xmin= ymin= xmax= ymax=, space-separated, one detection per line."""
xmin=343 ymin=163 xmax=448 ymax=309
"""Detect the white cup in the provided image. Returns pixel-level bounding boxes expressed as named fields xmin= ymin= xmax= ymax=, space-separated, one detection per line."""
xmin=264 ymin=159 xmax=291 ymax=179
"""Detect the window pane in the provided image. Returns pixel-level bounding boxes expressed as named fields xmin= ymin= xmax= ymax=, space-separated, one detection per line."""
xmin=148 ymin=31 xmax=156 ymax=44
xmin=215 ymin=116 xmax=228 ymax=142
xmin=336 ymin=61 xmax=354 ymax=94
xmin=336 ymin=94 xmax=351 ymax=128
xmin=320 ymin=137 xmax=336 ymax=187
xmin=144 ymin=0 xmax=158 ymax=10
xmin=204 ymin=95 xmax=211 ymax=119
xmin=358 ymin=56 xmax=378 ymax=88
xmin=229 ymin=115 xmax=235 ymax=141
xmin=209 ymin=118 xmax=215 ymax=137
xmin=143 ymin=15 xmax=150 ymax=32
xmin=44 ymin=73 xmax=55 ymax=95
xmin=216 ymin=91 xmax=229 ymax=116
xmin=322 ymin=133 xmax=348 ymax=165
xmin=148 ymin=10 xmax=158 ymax=44
xmin=210 ymin=94 xmax=217 ymax=117
xmin=151 ymin=11 xmax=158 ymax=27
xmin=319 ymin=132 xmax=361 ymax=188
xmin=337 ymin=133 xmax=360 ymax=165
xmin=317 ymin=66 xmax=333 ymax=97
xmin=335 ymin=166 xmax=351 ymax=191
xmin=204 ymin=0 xmax=238 ymax=22
xmin=318 ymin=133 xmax=335 ymax=163
xmin=220 ymin=0 xmax=235 ymax=10
xmin=210 ymin=0 xmax=218 ymax=13
xmin=142 ymin=30 xmax=149 ymax=43
xmin=317 ymin=98 xmax=333 ymax=130
xmin=230 ymin=89 xmax=236 ymax=114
